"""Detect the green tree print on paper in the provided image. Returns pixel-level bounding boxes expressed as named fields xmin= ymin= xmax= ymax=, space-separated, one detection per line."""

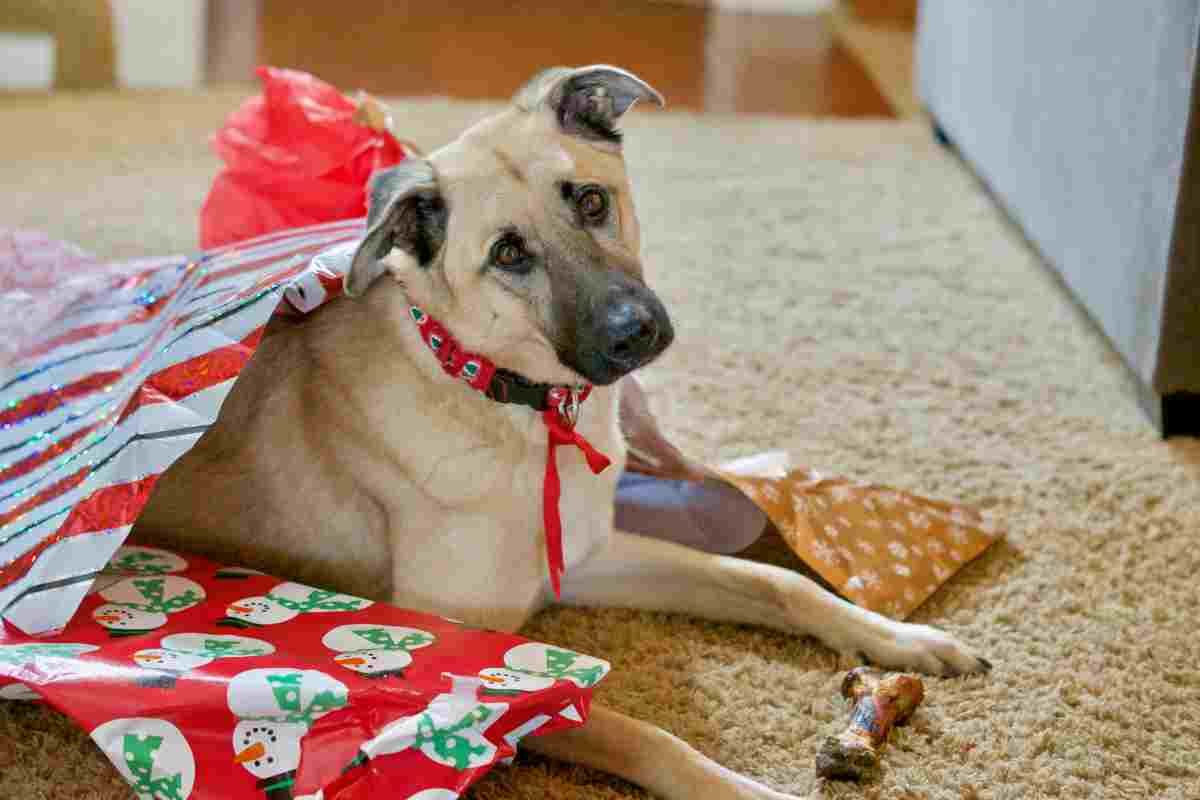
xmin=122 ymin=733 xmax=186 ymax=800
xmin=125 ymin=578 xmax=203 ymax=615
xmin=264 ymin=672 xmax=348 ymax=725
xmin=350 ymin=627 xmax=434 ymax=652
xmin=527 ymin=648 xmax=605 ymax=688
xmin=0 ymin=644 xmax=96 ymax=666
xmin=108 ymin=551 xmax=170 ymax=575
xmin=270 ymin=589 xmax=369 ymax=614
xmin=413 ymin=705 xmax=497 ymax=770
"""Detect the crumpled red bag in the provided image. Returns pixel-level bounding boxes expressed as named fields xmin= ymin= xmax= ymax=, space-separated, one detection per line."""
xmin=199 ymin=66 xmax=408 ymax=249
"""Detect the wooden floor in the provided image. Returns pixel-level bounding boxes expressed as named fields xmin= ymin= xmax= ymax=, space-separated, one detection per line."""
xmin=257 ymin=0 xmax=899 ymax=117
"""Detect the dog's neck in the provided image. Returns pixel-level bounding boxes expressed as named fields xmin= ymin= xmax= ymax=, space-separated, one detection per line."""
xmin=323 ymin=280 xmax=624 ymax=459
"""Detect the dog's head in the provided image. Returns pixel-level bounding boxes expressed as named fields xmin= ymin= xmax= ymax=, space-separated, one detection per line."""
xmin=345 ymin=65 xmax=673 ymax=387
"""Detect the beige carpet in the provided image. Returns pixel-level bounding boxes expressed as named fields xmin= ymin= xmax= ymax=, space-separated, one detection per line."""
xmin=2 ymin=90 xmax=1199 ymax=800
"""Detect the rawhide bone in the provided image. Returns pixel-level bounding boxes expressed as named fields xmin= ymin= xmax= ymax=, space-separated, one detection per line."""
xmin=815 ymin=667 xmax=925 ymax=780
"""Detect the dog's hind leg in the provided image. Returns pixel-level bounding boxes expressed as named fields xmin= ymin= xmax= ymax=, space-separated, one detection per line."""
xmin=560 ymin=531 xmax=991 ymax=676
xmin=523 ymin=703 xmax=799 ymax=800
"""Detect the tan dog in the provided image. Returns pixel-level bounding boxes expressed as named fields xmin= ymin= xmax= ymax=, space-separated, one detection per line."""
xmin=135 ymin=65 xmax=989 ymax=800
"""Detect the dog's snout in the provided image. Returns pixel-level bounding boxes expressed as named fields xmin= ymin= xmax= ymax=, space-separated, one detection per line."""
xmin=605 ymin=300 xmax=659 ymax=364
xmin=557 ymin=277 xmax=674 ymax=386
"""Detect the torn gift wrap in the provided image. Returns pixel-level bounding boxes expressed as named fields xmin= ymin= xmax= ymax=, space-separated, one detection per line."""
xmin=0 ymin=544 xmax=606 ymax=800
xmin=0 ymin=221 xmax=365 ymax=634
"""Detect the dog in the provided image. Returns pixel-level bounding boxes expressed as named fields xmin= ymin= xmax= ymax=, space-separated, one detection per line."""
xmin=134 ymin=65 xmax=990 ymax=799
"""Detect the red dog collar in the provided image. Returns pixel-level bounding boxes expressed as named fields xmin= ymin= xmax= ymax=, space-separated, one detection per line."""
xmin=408 ymin=305 xmax=611 ymax=598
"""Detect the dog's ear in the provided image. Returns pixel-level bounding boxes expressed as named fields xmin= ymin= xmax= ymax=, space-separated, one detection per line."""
xmin=514 ymin=65 xmax=664 ymax=143
xmin=345 ymin=159 xmax=447 ymax=298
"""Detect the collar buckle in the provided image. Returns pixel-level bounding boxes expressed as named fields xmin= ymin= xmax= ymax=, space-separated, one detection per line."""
xmin=553 ymin=387 xmax=582 ymax=428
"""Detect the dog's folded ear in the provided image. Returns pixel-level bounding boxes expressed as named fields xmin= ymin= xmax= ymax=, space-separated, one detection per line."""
xmin=345 ymin=159 xmax=447 ymax=298
xmin=515 ymin=65 xmax=664 ymax=144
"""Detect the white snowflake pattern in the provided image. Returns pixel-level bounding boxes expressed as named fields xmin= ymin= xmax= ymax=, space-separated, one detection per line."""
xmin=907 ymin=511 xmax=931 ymax=530
xmin=811 ymin=539 xmax=839 ymax=566
xmin=830 ymin=485 xmax=857 ymax=503
xmin=892 ymin=563 xmax=912 ymax=577
xmin=949 ymin=508 xmax=974 ymax=525
xmin=856 ymin=540 xmax=877 ymax=556
xmin=846 ymin=576 xmax=866 ymax=592
xmin=887 ymin=541 xmax=909 ymax=560
xmin=791 ymin=495 xmax=809 ymax=516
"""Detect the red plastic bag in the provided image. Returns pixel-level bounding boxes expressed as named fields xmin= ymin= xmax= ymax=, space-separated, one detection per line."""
xmin=199 ymin=67 xmax=408 ymax=249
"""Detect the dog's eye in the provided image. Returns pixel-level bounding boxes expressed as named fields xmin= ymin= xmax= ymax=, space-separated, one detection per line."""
xmin=576 ymin=186 xmax=609 ymax=224
xmin=490 ymin=237 xmax=531 ymax=273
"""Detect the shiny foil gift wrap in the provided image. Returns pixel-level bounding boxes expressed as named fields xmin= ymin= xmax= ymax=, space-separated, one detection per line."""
xmin=0 ymin=222 xmax=364 ymax=634
xmin=0 ymin=544 xmax=604 ymax=799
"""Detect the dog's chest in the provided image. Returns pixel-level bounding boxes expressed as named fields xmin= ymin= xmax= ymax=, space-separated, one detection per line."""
xmin=383 ymin=400 xmax=623 ymax=628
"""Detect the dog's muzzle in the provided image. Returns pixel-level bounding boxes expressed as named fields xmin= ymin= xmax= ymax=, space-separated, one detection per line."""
xmin=566 ymin=286 xmax=674 ymax=385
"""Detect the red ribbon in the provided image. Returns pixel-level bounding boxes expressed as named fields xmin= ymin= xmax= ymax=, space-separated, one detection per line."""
xmin=541 ymin=406 xmax=612 ymax=599
xmin=405 ymin=305 xmax=611 ymax=598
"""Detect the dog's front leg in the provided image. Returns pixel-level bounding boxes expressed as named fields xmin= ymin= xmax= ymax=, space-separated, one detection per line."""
xmin=523 ymin=703 xmax=799 ymax=800
xmin=560 ymin=531 xmax=991 ymax=676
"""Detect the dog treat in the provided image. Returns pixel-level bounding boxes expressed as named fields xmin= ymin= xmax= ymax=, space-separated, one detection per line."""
xmin=815 ymin=667 xmax=925 ymax=781
xmin=0 ymin=544 xmax=606 ymax=800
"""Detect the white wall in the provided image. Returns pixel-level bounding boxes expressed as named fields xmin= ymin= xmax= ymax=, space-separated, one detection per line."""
xmin=0 ymin=33 xmax=56 ymax=90
xmin=110 ymin=0 xmax=208 ymax=88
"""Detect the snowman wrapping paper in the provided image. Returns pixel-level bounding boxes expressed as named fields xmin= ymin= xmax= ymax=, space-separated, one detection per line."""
xmin=0 ymin=545 xmax=607 ymax=800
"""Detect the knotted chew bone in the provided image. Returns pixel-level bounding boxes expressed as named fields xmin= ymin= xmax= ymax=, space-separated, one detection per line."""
xmin=815 ymin=667 xmax=925 ymax=780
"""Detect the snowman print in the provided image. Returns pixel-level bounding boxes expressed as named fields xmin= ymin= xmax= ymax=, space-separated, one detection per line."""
xmin=353 ymin=672 xmax=508 ymax=772
xmin=92 ymin=576 xmax=206 ymax=637
xmin=0 ymin=643 xmax=99 ymax=700
xmin=321 ymin=624 xmax=435 ymax=678
xmin=133 ymin=633 xmax=275 ymax=688
xmin=227 ymin=668 xmax=349 ymax=799
xmin=502 ymin=643 xmax=610 ymax=688
xmin=91 ymin=717 xmax=196 ymax=800
xmin=233 ymin=719 xmax=308 ymax=799
xmin=476 ymin=668 xmax=555 ymax=696
xmin=221 ymin=582 xmax=373 ymax=629
xmin=105 ymin=546 xmax=189 ymax=576
xmin=91 ymin=546 xmax=190 ymax=595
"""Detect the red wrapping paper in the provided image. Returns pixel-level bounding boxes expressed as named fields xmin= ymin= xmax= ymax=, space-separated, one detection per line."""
xmin=0 ymin=544 xmax=606 ymax=799
xmin=199 ymin=67 xmax=408 ymax=249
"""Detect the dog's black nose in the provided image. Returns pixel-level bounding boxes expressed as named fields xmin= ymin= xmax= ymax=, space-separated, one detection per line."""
xmin=604 ymin=300 xmax=659 ymax=365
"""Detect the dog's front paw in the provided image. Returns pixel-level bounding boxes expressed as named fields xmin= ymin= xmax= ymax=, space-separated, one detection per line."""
xmin=854 ymin=622 xmax=992 ymax=677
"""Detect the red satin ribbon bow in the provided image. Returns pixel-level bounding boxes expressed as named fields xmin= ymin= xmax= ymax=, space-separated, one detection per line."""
xmin=542 ymin=387 xmax=612 ymax=598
